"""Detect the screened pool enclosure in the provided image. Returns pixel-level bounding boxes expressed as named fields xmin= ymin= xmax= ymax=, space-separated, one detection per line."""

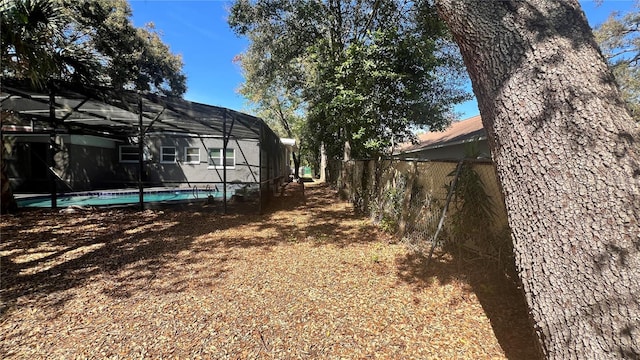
xmin=1 ymin=79 xmax=292 ymax=213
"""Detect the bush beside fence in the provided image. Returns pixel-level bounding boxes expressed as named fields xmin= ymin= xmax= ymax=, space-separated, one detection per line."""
xmin=334 ymin=158 xmax=513 ymax=266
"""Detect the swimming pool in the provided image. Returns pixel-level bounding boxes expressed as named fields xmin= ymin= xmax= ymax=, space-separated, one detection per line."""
xmin=16 ymin=188 xmax=229 ymax=208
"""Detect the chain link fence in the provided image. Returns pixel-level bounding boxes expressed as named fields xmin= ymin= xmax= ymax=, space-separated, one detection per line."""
xmin=336 ymin=158 xmax=512 ymax=265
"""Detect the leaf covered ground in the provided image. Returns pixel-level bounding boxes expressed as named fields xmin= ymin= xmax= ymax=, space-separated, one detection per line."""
xmin=0 ymin=182 xmax=540 ymax=359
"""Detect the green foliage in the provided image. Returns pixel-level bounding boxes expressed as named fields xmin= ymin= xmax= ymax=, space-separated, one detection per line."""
xmin=229 ymin=0 xmax=470 ymax=160
xmin=0 ymin=0 xmax=67 ymax=88
xmin=444 ymin=159 xmax=513 ymax=267
xmin=369 ymin=174 xmax=405 ymax=234
xmin=385 ymin=182 xmax=405 ymax=220
xmin=594 ymin=4 xmax=640 ymax=121
xmin=448 ymin=162 xmax=495 ymax=245
xmin=1 ymin=0 xmax=186 ymax=95
xmin=235 ymin=52 xmax=307 ymax=175
xmin=436 ymin=146 xmax=489 ymax=256
xmin=379 ymin=215 xmax=398 ymax=234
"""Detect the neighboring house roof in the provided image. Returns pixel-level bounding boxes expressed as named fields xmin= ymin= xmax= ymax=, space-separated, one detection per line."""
xmin=395 ymin=115 xmax=486 ymax=154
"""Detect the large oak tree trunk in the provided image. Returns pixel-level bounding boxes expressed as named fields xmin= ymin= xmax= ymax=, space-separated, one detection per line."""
xmin=435 ymin=0 xmax=640 ymax=358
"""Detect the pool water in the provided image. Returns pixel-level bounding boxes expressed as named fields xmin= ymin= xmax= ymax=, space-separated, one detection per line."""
xmin=17 ymin=189 xmax=228 ymax=208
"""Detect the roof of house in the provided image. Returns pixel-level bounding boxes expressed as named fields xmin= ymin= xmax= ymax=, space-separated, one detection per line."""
xmin=396 ymin=115 xmax=486 ymax=154
xmin=0 ymin=79 xmax=277 ymax=142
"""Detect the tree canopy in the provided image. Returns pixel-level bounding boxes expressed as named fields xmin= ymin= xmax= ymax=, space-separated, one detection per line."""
xmin=0 ymin=0 xmax=186 ymax=96
xmin=229 ymin=0 xmax=469 ymax=160
xmin=234 ymin=51 xmax=307 ymax=176
xmin=594 ymin=3 xmax=640 ymax=121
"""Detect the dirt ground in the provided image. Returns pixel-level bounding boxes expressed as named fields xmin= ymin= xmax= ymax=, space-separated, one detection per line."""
xmin=0 ymin=182 xmax=540 ymax=359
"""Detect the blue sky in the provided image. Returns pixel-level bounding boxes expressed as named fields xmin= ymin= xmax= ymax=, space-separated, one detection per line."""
xmin=129 ymin=0 xmax=637 ymax=119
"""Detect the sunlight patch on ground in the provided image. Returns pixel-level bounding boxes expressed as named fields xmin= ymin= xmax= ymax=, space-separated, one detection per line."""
xmin=18 ymin=243 xmax=106 ymax=276
xmin=9 ymin=250 xmax=58 ymax=264
xmin=123 ymin=221 xmax=179 ymax=235
xmin=50 ymin=223 xmax=108 ymax=235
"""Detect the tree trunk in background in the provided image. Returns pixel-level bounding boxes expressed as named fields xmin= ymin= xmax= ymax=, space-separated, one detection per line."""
xmin=320 ymin=142 xmax=327 ymax=182
xmin=1 ymin=139 xmax=17 ymax=214
xmin=292 ymin=151 xmax=301 ymax=179
xmin=1 ymin=169 xmax=16 ymax=214
xmin=435 ymin=0 xmax=640 ymax=358
xmin=343 ymin=139 xmax=352 ymax=162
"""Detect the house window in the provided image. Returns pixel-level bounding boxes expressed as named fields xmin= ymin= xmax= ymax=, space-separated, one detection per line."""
xmin=160 ymin=146 xmax=177 ymax=163
xmin=208 ymin=148 xmax=235 ymax=169
xmin=119 ymin=146 xmax=139 ymax=163
xmin=185 ymin=147 xmax=200 ymax=164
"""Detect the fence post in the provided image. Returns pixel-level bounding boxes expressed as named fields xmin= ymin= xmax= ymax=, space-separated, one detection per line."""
xmin=48 ymin=82 xmax=57 ymax=209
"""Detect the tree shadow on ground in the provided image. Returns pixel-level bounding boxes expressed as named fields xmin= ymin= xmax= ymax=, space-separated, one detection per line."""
xmin=2 ymin=181 xmax=540 ymax=360
xmin=274 ymin=182 xmax=542 ymax=359
xmin=259 ymin=182 xmax=391 ymax=247
xmin=0 ymin=186 xmax=306 ymax=316
xmin=395 ymin=250 xmax=542 ymax=360
xmin=0 ymin=181 xmax=367 ymax=317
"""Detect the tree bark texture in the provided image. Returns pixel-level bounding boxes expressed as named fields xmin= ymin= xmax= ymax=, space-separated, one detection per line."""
xmin=435 ymin=0 xmax=640 ymax=358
